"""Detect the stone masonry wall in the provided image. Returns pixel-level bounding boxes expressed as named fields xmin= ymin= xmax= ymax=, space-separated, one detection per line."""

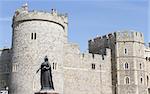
xmin=63 ymin=43 xmax=112 ymax=94
xmin=88 ymin=32 xmax=117 ymax=94
xmin=144 ymin=47 xmax=150 ymax=94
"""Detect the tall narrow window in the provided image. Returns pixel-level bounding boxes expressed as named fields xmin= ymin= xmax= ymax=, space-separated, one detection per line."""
xmin=92 ymin=63 xmax=95 ymax=69
xmin=146 ymin=57 xmax=148 ymax=61
xmin=53 ymin=63 xmax=55 ymax=70
xmin=102 ymin=55 xmax=104 ymax=60
xmin=125 ymin=48 xmax=127 ymax=54
xmin=34 ymin=33 xmax=36 ymax=40
xmin=31 ymin=33 xmax=33 ymax=40
xmin=141 ymin=78 xmax=143 ymax=84
xmin=52 ymin=63 xmax=57 ymax=70
xmin=136 ymin=32 xmax=137 ymax=36
xmin=125 ymin=62 xmax=129 ymax=69
xmin=55 ymin=63 xmax=57 ymax=70
xmin=147 ymin=76 xmax=149 ymax=86
xmin=140 ymin=63 xmax=142 ymax=69
xmin=125 ymin=77 xmax=130 ymax=84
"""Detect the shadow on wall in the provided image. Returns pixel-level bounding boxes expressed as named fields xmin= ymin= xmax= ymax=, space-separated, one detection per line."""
xmin=0 ymin=48 xmax=11 ymax=93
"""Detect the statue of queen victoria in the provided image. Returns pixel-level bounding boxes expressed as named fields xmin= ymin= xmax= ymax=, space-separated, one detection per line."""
xmin=36 ymin=56 xmax=54 ymax=90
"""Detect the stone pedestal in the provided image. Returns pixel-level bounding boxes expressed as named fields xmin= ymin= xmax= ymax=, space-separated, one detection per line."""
xmin=35 ymin=90 xmax=59 ymax=94
xmin=35 ymin=92 xmax=58 ymax=94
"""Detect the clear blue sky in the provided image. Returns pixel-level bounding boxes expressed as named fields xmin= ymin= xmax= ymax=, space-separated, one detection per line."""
xmin=0 ymin=0 xmax=149 ymax=52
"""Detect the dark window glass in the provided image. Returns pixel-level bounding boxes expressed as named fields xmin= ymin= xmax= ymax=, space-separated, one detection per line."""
xmin=125 ymin=49 xmax=127 ymax=54
xmin=147 ymin=76 xmax=149 ymax=86
xmin=140 ymin=63 xmax=142 ymax=69
xmin=141 ymin=78 xmax=143 ymax=83
xmin=126 ymin=77 xmax=130 ymax=84
xmin=125 ymin=63 xmax=129 ymax=69
xmin=92 ymin=64 xmax=95 ymax=69
xmin=53 ymin=63 xmax=55 ymax=70
xmin=31 ymin=33 xmax=33 ymax=39
xmin=34 ymin=33 xmax=36 ymax=40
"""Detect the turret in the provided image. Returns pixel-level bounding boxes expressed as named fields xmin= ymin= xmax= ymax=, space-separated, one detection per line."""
xmin=10 ymin=4 xmax=68 ymax=94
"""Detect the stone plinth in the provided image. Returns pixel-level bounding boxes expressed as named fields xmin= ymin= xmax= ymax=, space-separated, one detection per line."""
xmin=35 ymin=90 xmax=59 ymax=94
xmin=35 ymin=92 xmax=58 ymax=94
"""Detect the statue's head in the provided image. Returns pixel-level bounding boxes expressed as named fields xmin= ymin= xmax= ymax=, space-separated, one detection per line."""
xmin=44 ymin=56 xmax=48 ymax=62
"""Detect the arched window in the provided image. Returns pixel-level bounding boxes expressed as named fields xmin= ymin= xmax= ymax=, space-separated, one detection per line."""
xmin=125 ymin=77 xmax=130 ymax=84
xmin=125 ymin=62 xmax=129 ymax=69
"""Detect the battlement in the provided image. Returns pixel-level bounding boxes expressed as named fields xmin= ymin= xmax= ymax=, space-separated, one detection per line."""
xmin=13 ymin=3 xmax=68 ymax=28
xmin=115 ymin=30 xmax=144 ymax=43
xmin=0 ymin=48 xmax=11 ymax=62
xmin=88 ymin=32 xmax=116 ymax=54
xmin=89 ymin=32 xmax=115 ymax=44
xmin=88 ymin=30 xmax=144 ymax=48
xmin=80 ymin=48 xmax=111 ymax=62
xmin=89 ymin=30 xmax=144 ymax=46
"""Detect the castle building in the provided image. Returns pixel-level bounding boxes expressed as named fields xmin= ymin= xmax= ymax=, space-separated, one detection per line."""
xmin=0 ymin=4 xmax=150 ymax=94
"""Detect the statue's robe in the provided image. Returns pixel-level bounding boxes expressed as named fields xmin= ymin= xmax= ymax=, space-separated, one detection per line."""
xmin=40 ymin=61 xmax=54 ymax=90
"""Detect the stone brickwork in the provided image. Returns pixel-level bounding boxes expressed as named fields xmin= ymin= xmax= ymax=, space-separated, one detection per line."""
xmin=89 ymin=30 xmax=150 ymax=94
xmin=115 ymin=31 xmax=146 ymax=94
xmin=145 ymin=47 xmax=150 ymax=94
xmin=0 ymin=4 xmax=150 ymax=94
xmin=88 ymin=32 xmax=117 ymax=94
xmin=10 ymin=4 xmax=68 ymax=94
xmin=63 ymin=43 xmax=112 ymax=94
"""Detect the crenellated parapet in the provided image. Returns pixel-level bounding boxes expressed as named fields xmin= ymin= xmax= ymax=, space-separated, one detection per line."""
xmin=13 ymin=3 xmax=68 ymax=29
xmin=0 ymin=48 xmax=11 ymax=63
xmin=88 ymin=32 xmax=116 ymax=54
xmin=88 ymin=30 xmax=145 ymax=54
xmin=80 ymin=48 xmax=111 ymax=62
xmin=115 ymin=30 xmax=144 ymax=43
xmin=89 ymin=32 xmax=115 ymax=46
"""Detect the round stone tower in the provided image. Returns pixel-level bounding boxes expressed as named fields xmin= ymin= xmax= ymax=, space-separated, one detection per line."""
xmin=10 ymin=4 xmax=68 ymax=94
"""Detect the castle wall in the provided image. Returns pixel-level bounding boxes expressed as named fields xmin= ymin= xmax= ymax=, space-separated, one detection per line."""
xmin=1 ymin=4 xmax=150 ymax=94
xmin=63 ymin=43 xmax=112 ymax=94
xmin=88 ymin=32 xmax=117 ymax=94
xmin=10 ymin=6 xmax=68 ymax=94
xmin=0 ymin=49 xmax=11 ymax=90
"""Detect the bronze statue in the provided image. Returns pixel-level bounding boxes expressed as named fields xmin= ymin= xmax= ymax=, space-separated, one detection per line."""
xmin=36 ymin=56 xmax=54 ymax=90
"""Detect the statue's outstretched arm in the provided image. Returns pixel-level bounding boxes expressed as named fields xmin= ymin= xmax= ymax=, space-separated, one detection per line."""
xmin=36 ymin=67 xmax=41 ymax=73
